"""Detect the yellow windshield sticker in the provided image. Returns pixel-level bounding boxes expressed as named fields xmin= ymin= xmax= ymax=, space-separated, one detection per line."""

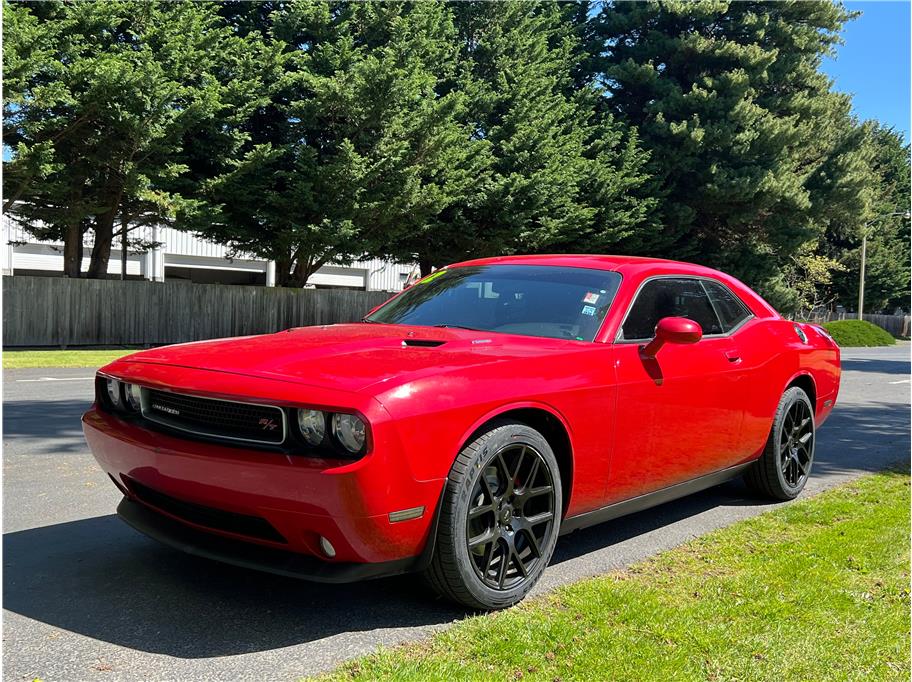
xmin=416 ymin=269 xmax=447 ymax=285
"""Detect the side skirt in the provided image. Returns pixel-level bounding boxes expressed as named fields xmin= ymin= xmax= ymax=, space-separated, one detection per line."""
xmin=559 ymin=462 xmax=753 ymax=536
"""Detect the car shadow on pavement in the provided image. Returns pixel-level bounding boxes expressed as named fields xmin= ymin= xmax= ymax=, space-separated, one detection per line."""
xmin=840 ymin=357 xmax=910 ymax=376
xmin=3 ymin=402 xmax=908 ymax=658
xmin=3 ymin=399 xmax=92 ymax=455
xmin=3 ymin=515 xmax=465 ymax=657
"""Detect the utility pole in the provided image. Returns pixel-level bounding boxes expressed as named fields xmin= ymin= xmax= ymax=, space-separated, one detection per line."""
xmin=858 ymin=211 xmax=910 ymax=319
xmin=857 ymin=232 xmax=866 ymax=320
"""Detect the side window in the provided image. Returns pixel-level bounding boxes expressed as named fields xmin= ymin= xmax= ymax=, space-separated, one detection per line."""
xmin=621 ymin=278 xmax=724 ymax=340
xmin=701 ymin=279 xmax=752 ymax=332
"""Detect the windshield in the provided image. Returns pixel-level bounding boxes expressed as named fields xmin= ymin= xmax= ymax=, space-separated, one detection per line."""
xmin=366 ymin=265 xmax=622 ymax=341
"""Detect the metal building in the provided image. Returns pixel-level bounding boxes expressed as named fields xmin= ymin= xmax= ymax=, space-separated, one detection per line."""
xmin=1 ymin=218 xmax=417 ymax=292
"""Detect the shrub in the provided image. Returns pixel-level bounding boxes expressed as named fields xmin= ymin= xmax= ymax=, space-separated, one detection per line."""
xmin=821 ymin=320 xmax=896 ymax=347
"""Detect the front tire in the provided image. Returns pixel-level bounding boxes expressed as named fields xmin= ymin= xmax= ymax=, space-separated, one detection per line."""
xmin=744 ymin=386 xmax=815 ymax=500
xmin=425 ymin=420 xmax=562 ymax=610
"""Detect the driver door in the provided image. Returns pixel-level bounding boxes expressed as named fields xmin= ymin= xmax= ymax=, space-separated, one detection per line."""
xmin=606 ymin=277 xmax=748 ymax=503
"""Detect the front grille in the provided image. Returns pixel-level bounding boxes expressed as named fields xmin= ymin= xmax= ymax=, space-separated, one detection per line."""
xmin=142 ymin=389 xmax=285 ymax=445
xmin=128 ymin=479 xmax=287 ymax=544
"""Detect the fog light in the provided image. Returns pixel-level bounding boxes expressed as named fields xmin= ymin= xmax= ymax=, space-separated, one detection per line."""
xmin=319 ymin=535 xmax=336 ymax=558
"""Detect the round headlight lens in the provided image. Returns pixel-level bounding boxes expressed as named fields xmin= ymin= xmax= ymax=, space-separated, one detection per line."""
xmin=106 ymin=378 xmax=122 ymax=409
xmin=297 ymin=409 xmax=326 ymax=446
xmin=124 ymin=383 xmax=142 ymax=411
xmin=332 ymin=413 xmax=366 ymax=453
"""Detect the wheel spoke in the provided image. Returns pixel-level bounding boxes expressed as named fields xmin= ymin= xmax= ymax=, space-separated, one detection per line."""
xmin=468 ymin=528 xmax=496 ymax=549
xmin=496 ymin=453 xmax=513 ymax=496
xmin=798 ymin=431 xmax=812 ymax=445
xmin=524 ymin=484 xmax=552 ymax=500
xmin=483 ymin=540 xmax=497 ymax=577
xmin=512 ymin=446 xmax=527 ymax=484
xmin=526 ymin=457 xmax=541 ymax=489
xmin=523 ymin=528 xmax=542 ymax=558
xmin=469 ymin=503 xmax=495 ymax=520
xmin=512 ymin=547 xmax=528 ymax=578
xmin=480 ymin=474 xmax=497 ymax=505
xmin=497 ymin=544 xmax=509 ymax=588
xmin=526 ymin=510 xmax=554 ymax=526
xmin=783 ymin=411 xmax=794 ymax=435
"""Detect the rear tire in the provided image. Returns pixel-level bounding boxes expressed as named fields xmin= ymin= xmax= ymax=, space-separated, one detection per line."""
xmin=744 ymin=387 xmax=815 ymax=500
xmin=424 ymin=420 xmax=562 ymax=610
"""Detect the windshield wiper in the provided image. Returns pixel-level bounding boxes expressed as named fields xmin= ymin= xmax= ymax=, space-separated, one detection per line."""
xmin=433 ymin=324 xmax=483 ymax=332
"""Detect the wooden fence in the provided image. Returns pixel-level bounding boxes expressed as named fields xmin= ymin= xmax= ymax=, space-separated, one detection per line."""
xmin=4 ymin=275 xmax=909 ymax=347
xmin=3 ymin=276 xmax=393 ymax=348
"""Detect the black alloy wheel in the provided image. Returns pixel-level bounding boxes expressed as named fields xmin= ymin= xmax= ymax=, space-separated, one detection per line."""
xmin=465 ymin=443 xmax=556 ymax=590
xmin=745 ymin=386 xmax=816 ymax=500
xmin=779 ymin=397 xmax=814 ymax=488
xmin=425 ymin=420 xmax=562 ymax=610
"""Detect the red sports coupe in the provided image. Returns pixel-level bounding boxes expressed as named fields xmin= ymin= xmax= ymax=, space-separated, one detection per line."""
xmin=84 ymin=255 xmax=840 ymax=609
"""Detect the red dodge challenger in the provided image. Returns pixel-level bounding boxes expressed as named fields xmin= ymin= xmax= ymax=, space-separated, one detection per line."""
xmin=84 ymin=255 xmax=840 ymax=609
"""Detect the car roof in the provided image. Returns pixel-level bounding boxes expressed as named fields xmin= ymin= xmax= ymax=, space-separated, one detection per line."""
xmin=450 ymin=253 xmax=714 ymax=276
xmin=447 ymin=253 xmax=780 ymax=318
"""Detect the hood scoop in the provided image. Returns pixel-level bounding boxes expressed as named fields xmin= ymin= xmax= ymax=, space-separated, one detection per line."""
xmin=402 ymin=339 xmax=447 ymax=348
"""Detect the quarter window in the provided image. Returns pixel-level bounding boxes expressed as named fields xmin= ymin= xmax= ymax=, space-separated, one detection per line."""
xmin=702 ymin=279 xmax=752 ymax=333
xmin=620 ymin=278 xmax=724 ymax=340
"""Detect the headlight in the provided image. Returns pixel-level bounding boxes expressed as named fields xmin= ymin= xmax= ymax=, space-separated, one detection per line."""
xmin=106 ymin=378 xmax=122 ymax=409
xmin=297 ymin=409 xmax=326 ymax=446
xmin=124 ymin=383 xmax=142 ymax=411
xmin=332 ymin=413 xmax=366 ymax=453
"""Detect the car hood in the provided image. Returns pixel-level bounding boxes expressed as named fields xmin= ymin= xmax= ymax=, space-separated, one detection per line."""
xmin=119 ymin=323 xmax=578 ymax=394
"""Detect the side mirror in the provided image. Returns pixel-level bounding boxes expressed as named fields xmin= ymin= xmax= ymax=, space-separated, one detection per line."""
xmin=641 ymin=316 xmax=702 ymax=358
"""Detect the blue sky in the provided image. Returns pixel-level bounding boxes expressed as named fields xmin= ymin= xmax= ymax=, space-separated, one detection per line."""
xmin=821 ymin=1 xmax=911 ymax=141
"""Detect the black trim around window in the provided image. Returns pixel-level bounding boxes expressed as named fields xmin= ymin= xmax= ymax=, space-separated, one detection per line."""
xmin=613 ymin=275 xmax=755 ymax=344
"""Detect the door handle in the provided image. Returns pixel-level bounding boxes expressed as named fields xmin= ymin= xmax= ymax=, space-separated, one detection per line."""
xmin=724 ymin=350 xmax=742 ymax=364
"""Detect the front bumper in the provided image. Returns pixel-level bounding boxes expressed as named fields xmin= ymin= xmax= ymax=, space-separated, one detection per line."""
xmin=117 ymin=497 xmax=423 ymax=582
xmin=83 ymin=406 xmax=445 ymax=568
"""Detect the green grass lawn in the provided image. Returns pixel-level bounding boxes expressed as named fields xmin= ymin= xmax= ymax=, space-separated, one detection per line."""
xmin=822 ymin=320 xmax=897 ymax=347
xmin=318 ymin=469 xmax=910 ymax=682
xmin=2 ymin=349 xmax=137 ymax=369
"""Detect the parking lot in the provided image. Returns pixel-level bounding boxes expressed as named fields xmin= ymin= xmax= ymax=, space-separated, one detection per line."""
xmin=3 ymin=344 xmax=909 ymax=681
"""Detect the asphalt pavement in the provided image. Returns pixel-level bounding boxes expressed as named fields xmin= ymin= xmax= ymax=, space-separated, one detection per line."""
xmin=3 ymin=344 xmax=910 ymax=681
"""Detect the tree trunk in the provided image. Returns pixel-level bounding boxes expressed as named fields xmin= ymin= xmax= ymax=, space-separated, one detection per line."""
xmin=63 ymin=221 xmax=83 ymax=278
xmin=87 ymin=207 xmax=118 ymax=279
xmin=290 ymin=249 xmax=331 ymax=288
xmin=276 ymin=250 xmax=328 ymax=288
xmin=290 ymin=251 xmax=313 ymax=288
xmin=274 ymin=254 xmax=293 ymax=287
xmin=418 ymin=255 xmax=434 ymax=277
xmin=119 ymin=213 xmax=132 ymax=280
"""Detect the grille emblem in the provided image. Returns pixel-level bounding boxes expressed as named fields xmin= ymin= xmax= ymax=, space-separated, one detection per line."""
xmin=258 ymin=417 xmax=279 ymax=431
xmin=151 ymin=403 xmax=180 ymax=416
